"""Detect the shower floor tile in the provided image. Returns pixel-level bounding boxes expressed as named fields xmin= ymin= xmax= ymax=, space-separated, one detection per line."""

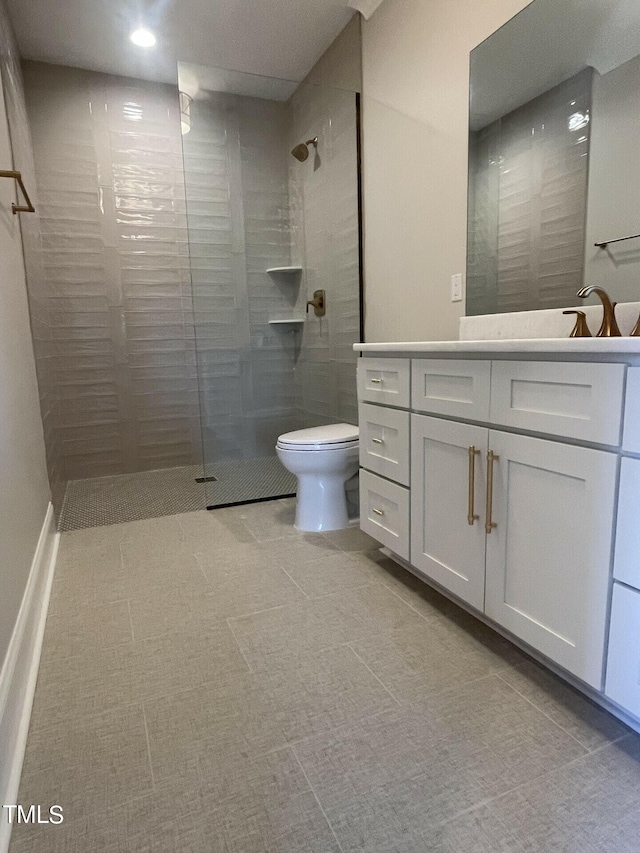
xmin=58 ymin=458 xmax=297 ymax=531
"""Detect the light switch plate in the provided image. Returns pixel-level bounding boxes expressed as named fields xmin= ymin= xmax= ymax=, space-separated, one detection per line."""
xmin=451 ymin=273 xmax=463 ymax=302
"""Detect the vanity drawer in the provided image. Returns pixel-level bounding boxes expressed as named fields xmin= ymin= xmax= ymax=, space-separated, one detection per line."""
xmin=357 ymin=357 xmax=410 ymax=408
xmin=490 ymin=361 xmax=625 ymax=445
xmin=359 ymin=403 xmax=410 ymax=486
xmin=359 ymin=470 xmax=409 ymax=560
xmin=622 ymin=367 xmax=640 ymax=453
xmin=411 ymin=359 xmax=491 ymax=420
xmin=606 ymin=583 xmax=640 ymax=719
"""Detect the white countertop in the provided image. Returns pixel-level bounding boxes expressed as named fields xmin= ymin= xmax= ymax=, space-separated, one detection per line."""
xmin=354 ymin=338 xmax=640 ymax=354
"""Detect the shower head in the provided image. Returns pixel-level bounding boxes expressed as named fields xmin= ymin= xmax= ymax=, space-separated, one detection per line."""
xmin=291 ymin=137 xmax=318 ymax=161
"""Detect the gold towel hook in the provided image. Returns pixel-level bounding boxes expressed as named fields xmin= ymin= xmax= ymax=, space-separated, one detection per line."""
xmin=0 ymin=169 xmax=35 ymax=214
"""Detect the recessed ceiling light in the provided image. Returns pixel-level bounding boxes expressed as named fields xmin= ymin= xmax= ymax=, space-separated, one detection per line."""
xmin=130 ymin=28 xmax=156 ymax=48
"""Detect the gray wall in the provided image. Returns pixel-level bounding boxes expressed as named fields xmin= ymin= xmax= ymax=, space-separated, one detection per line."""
xmin=183 ymin=90 xmax=298 ymax=463
xmin=361 ymin=0 xmax=532 ymax=342
xmin=289 ymin=83 xmax=360 ymax=427
xmin=22 ymin=62 xmax=202 ymax=482
xmin=0 ymin=0 xmax=51 ymax=669
xmin=290 ymin=14 xmax=361 ymax=429
xmin=584 ymin=54 xmax=640 ymax=301
xmin=467 ymin=71 xmax=592 ymax=315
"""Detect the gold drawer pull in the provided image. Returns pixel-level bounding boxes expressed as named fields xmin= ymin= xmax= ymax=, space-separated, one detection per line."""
xmin=467 ymin=445 xmax=480 ymax=525
xmin=370 ymin=378 xmax=383 ymax=384
xmin=372 ymin=507 xmax=384 ymax=516
xmin=485 ymin=450 xmax=499 ymax=534
xmin=371 ymin=437 xmax=384 ymax=444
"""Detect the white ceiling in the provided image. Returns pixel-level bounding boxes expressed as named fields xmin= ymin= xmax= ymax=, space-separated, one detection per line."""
xmin=470 ymin=0 xmax=640 ymax=130
xmin=5 ymin=0 xmax=362 ymax=86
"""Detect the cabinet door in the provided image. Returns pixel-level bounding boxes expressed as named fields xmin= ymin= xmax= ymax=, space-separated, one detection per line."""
xmin=606 ymin=583 xmax=640 ymax=719
xmin=485 ymin=430 xmax=617 ymax=688
xmin=411 ymin=414 xmax=488 ymax=611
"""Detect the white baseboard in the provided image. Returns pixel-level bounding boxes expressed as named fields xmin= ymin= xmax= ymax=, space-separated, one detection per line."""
xmin=0 ymin=503 xmax=59 ymax=853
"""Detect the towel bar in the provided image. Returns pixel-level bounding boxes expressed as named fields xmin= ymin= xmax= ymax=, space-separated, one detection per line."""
xmin=0 ymin=169 xmax=35 ymax=214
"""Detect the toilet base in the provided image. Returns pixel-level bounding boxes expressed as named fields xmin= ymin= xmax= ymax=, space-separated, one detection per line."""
xmin=295 ymin=474 xmax=350 ymax=532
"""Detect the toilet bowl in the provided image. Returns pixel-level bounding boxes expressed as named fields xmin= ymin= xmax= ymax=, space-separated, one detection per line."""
xmin=276 ymin=423 xmax=359 ymax=532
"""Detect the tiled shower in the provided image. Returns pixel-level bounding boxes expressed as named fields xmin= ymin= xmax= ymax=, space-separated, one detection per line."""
xmin=20 ymin=17 xmax=362 ymax=528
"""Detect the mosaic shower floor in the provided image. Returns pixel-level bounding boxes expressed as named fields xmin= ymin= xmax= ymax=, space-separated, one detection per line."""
xmin=59 ymin=458 xmax=296 ymax=531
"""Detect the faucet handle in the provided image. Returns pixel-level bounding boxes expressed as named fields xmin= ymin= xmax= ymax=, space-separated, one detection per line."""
xmin=306 ymin=289 xmax=326 ymax=317
xmin=563 ymin=310 xmax=592 ymax=338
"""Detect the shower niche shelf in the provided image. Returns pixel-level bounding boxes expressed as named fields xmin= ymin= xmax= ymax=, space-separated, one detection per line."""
xmin=266 ymin=266 xmax=303 ymax=275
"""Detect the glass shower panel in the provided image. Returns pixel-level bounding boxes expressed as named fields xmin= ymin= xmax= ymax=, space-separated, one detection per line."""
xmin=178 ymin=63 xmax=361 ymax=509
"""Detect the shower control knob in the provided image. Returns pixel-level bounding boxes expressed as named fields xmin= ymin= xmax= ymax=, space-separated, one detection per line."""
xmin=306 ymin=289 xmax=326 ymax=317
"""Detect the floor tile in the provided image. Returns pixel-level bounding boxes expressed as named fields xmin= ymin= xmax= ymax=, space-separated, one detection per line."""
xmin=352 ymin=550 xmax=458 ymax=620
xmin=349 ymin=617 xmax=520 ymax=703
xmin=282 ymin=550 xmax=384 ymax=597
xmin=131 ymin=622 xmax=250 ymax=700
xmin=41 ymin=600 xmax=132 ymax=657
xmin=17 ymin=705 xmax=152 ymax=827
xmin=254 ymin=534 xmax=341 ymax=570
xmin=196 ymin=554 xmax=306 ymax=617
xmin=128 ymin=582 xmax=223 ymax=641
xmin=232 ymin=499 xmax=300 ymax=542
xmin=497 ymin=658 xmax=630 ymax=751
xmin=14 ymin=501 xmax=638 ymax=853
xmin=175 ymin=508 xmax=258 ymax=550
xmin=8 ymin=775 xmax=339 ymax=853
xmin=487 ymin=734 xmax=640 ymax=852
xmin=28 ymin=640 xmax=138 ymax=728
xmin=422 ymin=805 xmax=526 ymax=853
xmin=295 ymin=676 xmax=587 ymax=819
xmin=145 ymin=645 xmax=396 ymax=779
xmin=325 ymin=526 xmax=379 ymax=552
xmin=228 ymin=584 xmax=426 ymax=672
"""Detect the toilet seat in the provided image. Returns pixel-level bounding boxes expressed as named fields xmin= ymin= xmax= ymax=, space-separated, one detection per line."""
xmin=277 ymin=423 xmax=358 ymax=451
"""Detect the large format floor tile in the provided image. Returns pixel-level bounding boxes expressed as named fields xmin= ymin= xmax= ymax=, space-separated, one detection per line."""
xmin=8 ymin=500 xmax=640 ymax=852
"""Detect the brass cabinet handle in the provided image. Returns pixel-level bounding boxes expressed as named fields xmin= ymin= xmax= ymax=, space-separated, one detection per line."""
xmin=467 ymin=445 xmax=480 ymax=525
xmin=372 ymin=507 xmax=384 ymax=516
xmin=485 ymin=450 xmax=499 ymax=534
xmin=370 ymin=378 xmax=383 ymax=384
xmin=371 ymin=437 xmax=384 ymax=444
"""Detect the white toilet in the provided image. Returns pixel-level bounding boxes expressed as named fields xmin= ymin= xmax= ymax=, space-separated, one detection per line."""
xmin=276 ymin=423 xmax=359 ymax=532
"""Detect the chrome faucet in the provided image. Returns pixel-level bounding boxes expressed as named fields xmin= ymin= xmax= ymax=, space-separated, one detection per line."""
xmin=576 ymin=286 xmax=621 ymax=337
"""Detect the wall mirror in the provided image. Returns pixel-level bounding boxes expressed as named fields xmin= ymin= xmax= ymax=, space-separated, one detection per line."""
xmin=466 ymin=0 xmax=640 ymax=316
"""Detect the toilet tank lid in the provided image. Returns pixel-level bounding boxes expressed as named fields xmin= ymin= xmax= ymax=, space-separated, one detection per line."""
xmin=278 ymin=423 xmax=359 ymax=446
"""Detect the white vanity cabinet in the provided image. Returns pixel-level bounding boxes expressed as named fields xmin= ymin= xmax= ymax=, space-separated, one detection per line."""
xmin=411 ymin=412 xmax=616 ymax=687
xmin=356 ymin=348 xmax=640 ymax=719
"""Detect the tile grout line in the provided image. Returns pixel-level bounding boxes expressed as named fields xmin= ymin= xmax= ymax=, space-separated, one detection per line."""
xmin=494 ymin=671 xmax=602 ymax=753
xmin=277 ymin=706 xmax=395 ymax=755
xmin=438 ymin=729 xmax=636 ymax=831
xmin=225 ymin=617 xmax=254 ymax=674
xmin=126 ymin=598 xmax=135 ymax=643
xmin=140 ymin=702 xmax=156 ymax=789
xmin=277 ymin=564 xmax=310 ymax=598
xmin=346 ymin=643 xmax=402 ymax=706
xmin=292 ymin=747 xmax=345 ymax=853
